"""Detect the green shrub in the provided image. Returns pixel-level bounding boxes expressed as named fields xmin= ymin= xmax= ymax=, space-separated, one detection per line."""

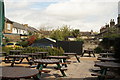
xmin=19 ymin=41 xmax=29 ymax=47
xmin=94 ymin=47 xmax=102 ymax=53
xmin=114 ymin=38 xmax=120 ymax=62
xmin=2 ymin=47 xmax=64 ymax=56
xmin=76 ymin=37 xmax=84 ymax=42
xmin=2 ymin=47 xmax=14 ymax=55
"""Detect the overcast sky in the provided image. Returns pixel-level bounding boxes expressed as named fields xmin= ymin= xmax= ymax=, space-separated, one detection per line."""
xmin=4 ymin=0 xmax=120 ymax=32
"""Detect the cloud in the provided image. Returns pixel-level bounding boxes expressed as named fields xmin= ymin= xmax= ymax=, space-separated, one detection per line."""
xmin=5 ymin=0 xmax=119 ymax=32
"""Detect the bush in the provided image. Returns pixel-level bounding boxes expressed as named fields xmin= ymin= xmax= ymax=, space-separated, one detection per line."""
xmin=76 ymin=37 xmax=84 ymax=42
xmin=19 ymin=41 xmax=29 ymax=47
xmin=2 ymin=47 xmax=64 ymax=56
xmin=99 ymin=38 xmax=115 ymax=50
xmin=114 ymin=38 xmax=120 ymax=62
xmin=2 ymin=47 xmax=14 ymax=55
xmin=94 ymin=47 xmax=102 ymax=53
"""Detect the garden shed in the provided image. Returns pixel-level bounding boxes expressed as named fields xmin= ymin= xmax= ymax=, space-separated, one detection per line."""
xmin=31 ymin=38 xmax=56 ymax=48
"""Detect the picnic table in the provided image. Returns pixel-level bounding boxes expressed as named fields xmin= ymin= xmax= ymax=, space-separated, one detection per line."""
xmin=99 ymin=53 xmax=114 ymax=58
xmin=0 ymin=52 xmax=7 ymax=59
xmin=8 ymin=55 xmax=30 ymax=67
xmin=93 ymin=62 xmax=120 ymax=80
xmin=47 ymin=56 xmax=69 ymax=67
xmin=0 ymin=52 xmax=10 ymax=63
xmin=34 ymin=59 xmax=67 ymax=77
xmin=0 ymin=52 xmax=7 ymax=56
xmin=25 ymin=53 xmax=39 ymax=59
xmin=9 ymin=50 xmax=22 ymax=55
xmin=81 ymin=49 xmax=95 ymax=57
xmin=35 ymin=52 xmax=48 ymax=59
xmin=97 ymin=57 xmax=119 ymax=62
xmin=1 ymin=67 xmax=39 ymax=80
xmin=63 ymin=53 xmax=80 ymax=62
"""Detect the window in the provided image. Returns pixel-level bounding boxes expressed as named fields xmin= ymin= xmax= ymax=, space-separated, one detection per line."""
xmin=15 ymin=43 xmax=21 ymax=46
xmin=7 ymin=23 xmax=11 ymax=30
xmin=6 ymin=43 xmax=14 ymax=45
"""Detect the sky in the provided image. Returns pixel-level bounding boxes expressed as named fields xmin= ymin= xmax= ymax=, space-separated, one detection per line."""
xmin=4 ymin=0 xmax=120 ymax=32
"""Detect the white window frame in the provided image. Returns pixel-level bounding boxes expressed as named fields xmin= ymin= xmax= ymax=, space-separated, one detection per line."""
xmin=7 ymin=23 xmax=11 ymax=30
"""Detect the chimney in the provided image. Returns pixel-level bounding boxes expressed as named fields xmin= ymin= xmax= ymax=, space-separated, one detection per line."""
xmin=105 ymin=23 xmax=109 ymax=28
xmin=117 ymin=14 xmax=120 ymax=24
xmin=24 ymin=24 xmax=28 ymax=27
xmin=110 ymin=19 xmax=115 ymax=27
xmin=117 ymin=1 xmax=120 ymax=24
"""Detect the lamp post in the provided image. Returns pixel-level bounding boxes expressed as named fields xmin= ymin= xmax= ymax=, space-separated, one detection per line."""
xmin=0 ymin=0 xmax=5 ymax=46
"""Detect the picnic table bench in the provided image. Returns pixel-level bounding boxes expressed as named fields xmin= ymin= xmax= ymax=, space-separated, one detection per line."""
xmin=97 ymin=57 xmax=119 ymax=62
xmin=99 ymin=53 xmax=115 ymax=58
xmin=34 ymin=59 xmax=67 ymax=77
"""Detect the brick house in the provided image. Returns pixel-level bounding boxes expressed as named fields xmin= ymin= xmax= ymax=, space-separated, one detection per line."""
xmin=96 ymin=15 xmax=120 ymax=39
xmin=80 ymin=30 xmax=95 ymax=40
xmin=3 ymin=18 xmax=40 ymax=42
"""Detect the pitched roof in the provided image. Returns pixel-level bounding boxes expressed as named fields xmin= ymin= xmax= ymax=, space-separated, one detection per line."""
xmin=80 ymin=32 xmax=91 ymax=36
xmin=45 ymin=37 xmax=56 ymax=42
xmin=13 ymin=22 xmax=26 ymax=30
xmin=5 ymin=18 xmax=13 ymax=23
xmin=5 ymin=18 xmax=39 ymax=33
xmin=40 ymin=30 xmax=51 ymax=35
xmin=26 ymin=26 xmax=40 ymax=33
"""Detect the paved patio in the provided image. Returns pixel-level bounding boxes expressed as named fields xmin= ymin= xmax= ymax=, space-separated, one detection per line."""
xmin=0 ymin=54 xmax=119 ymax=80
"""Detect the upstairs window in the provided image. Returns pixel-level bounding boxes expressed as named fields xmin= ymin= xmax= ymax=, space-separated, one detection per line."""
xmin=7 ymin=23 xmax=11 ymax=30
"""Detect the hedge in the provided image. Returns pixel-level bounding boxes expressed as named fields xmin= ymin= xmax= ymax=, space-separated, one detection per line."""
xmin=2 ymin=47 xmax=64 ymax=56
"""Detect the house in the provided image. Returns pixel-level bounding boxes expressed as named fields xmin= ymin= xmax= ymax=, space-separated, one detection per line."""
xmin=3 ymin=18 xmax=21 ymax=41
xmin=3 ymin=18 xmax=40 ymax=42
xmin=96 ymin=14 xmax=120 ymax=39
xmin=65 ymin=36 xmax=76 ymax=41
xmin=80 ymin=30 xmax=95 ymax=40
xmin=39 ymin=30 xmax=51 ymax=38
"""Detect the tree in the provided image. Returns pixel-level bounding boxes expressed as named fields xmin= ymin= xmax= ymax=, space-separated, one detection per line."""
xmin=50 ymin=25 xmax=72 ymax=41
xmin=60 ymin=25 xmax=72 ymax=40
xmin=72 ymin=29 xmax=80 ymax=38
xmin=50 ymin=29 xmax=63 ymax=41
xmin=27 ymin=35 xmax=37 ymax=45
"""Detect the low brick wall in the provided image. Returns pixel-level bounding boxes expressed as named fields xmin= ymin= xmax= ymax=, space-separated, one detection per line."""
xmin=4 ymin=34 xmax=20 ymax=42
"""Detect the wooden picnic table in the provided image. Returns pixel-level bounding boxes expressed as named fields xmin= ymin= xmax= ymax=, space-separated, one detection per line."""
xmin=97 ymin=57 xmax=119 ymax=62
xmin=47 ymin=56 xmax=69 ymax=67
xmin=8 ymin=55 xmax=30 ymax=67
xmin=0 ymin=52 xmax=10 ymax=62
xmin=47 ymin=56 xmax=69 ymax=59
xmin=34 ymin=59 xmax=67 ymax=77
xmin=35 ymin=52 xmax=48 ymax=59
xmin=81 ymin=49 xmax=95 ymax=57
xmin=1 ymin=67 xmax=39 ymax=80
xmin=99 ymin=53 xmax=115 ymax=57
xmin=63 ymin=53 xmax=80 ymax=62
xmin=0 ymin=52 xmax=7 ymax=60
xmin=24 ymin=53 xmax=39 ymax=59
xmin=95 ymin=62 xmax=120 ymax=68
xmin=0 ymin=52 xmax=7 ymax=56
xmin=9 ymin=50 xmax=22 ymax=55
xmin=94 ymin=62 xmax=120 ymax=80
